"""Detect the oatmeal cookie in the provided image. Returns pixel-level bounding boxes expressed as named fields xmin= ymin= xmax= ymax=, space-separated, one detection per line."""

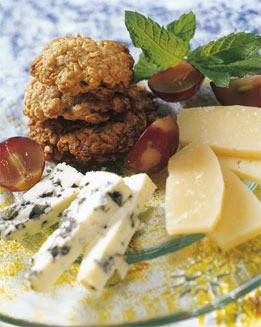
xmin=27 ymin=109 xmax=157 ymax=165
xmin=30 ymin=36 xmax=134 ymax=96
xmin=24 ymin=80 xmax=156 ymax=123
xmin=23 ymin=79 xmax=131 ymax=123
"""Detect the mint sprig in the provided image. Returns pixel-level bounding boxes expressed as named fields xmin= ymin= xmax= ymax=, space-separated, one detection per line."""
xmin=167 ymin=11 xmax=196 ymax=43
xmin=188 ymin=55 xmax=261 ymax=87
xmin=125 ymin=11 xmax=189 ymax=70
xmin=125 ymin=11 xmax=261 ymax=87
xmin=224 ymin=55 xmax=261 ymax=77
xmin=188 ymin=32 xmax=261 ymax=64
xmin=134 ymin=53 xmax=162 ymax=83
xmin=186 ymin=32 xmax=261 ymax=86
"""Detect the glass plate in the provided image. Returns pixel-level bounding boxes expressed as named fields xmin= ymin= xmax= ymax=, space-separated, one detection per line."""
xmin=0 ymin=76 xmax=261 ymax=326
xmin=0 ymin=158 xmax=260 ymax=327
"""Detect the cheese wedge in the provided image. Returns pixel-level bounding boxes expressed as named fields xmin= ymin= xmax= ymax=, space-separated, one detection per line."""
xmin=0 ymin=163 xmax=83 ymax=241
xmin=178 ymin=106 xmax=261 ymax=159
xmin=28 ymin=171 xmax=132 ymax=292
xmin=208 ymin=168 xmax=261 ymax=250
xmin=218 ymin=156 xmax=261 ymax=183
xmin=166 ymin=143 xmax=224 ymax=235
xmin=77 ymin=174 xmax=156 ymax=291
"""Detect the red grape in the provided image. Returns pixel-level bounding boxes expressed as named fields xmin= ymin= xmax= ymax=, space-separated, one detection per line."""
xmin=125 ymin=116 xmax=179 ymax=174
xmin=148 ymin=60 xmax=205 ymax=102
xmin=0 ymin=137 xmax=45 ymax=192
xmin=211 ymin=76 xmax=261 ymax=107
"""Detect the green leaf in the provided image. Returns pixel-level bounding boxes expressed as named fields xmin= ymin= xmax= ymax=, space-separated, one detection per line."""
xmin=134 ymin=53 xmax=163 ymax=82
xmin=125 ymin=10 xmax=189 ymax=70
xmin=190 ymin=62 xmax=230 ymax=87
xmin=167 ymin=11 xmax=196 ymax=43
xmin=188 ymin=32 xmax=261 ymax=65
xmin=190 ymin=54 xmax=261 ymax=86
xmin=187 ymin=32 xmax=261 ymax=87
xmin=224 ymin=55 xmax=261 ymax=77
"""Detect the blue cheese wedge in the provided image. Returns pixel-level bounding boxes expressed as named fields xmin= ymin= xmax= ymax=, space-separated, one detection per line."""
xmin=77 ymin=174 xmax=157 ymax=291
xmin=0 ymin=163 xmax=83 ymax=241
xmin=28 ymin=171 xmax=132 ymax=292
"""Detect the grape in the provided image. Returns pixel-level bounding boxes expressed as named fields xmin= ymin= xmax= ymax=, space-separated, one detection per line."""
xmin=148 ymin=60 xmax=205 ymax=102
xmin=211 ymin=76 xmax=261 ymax=107
xmin=0 ymin=137 xmax=45 ymax=192
xmin=125 ymin=116 xmax=179 ymax=174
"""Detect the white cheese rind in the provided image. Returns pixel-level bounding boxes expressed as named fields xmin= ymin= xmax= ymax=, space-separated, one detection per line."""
xmin=0 ymin=163 xmax=83 ymax=241
xmin=77 ymin=174 xmax=157 ymax=291
xmin=28 ymin=172 xmax=132 ymax=292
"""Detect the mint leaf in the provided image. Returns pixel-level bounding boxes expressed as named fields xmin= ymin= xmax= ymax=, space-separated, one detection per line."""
xmin=134 ymin=53 xmax=162 ymax=82
xmin=190 ymin=62 xmax=230 ymax=87
xmin=190 ymin=55 xmax=261 ymax=87
xmin=167 ymin=11 xmax=196 ymax=43
xmin=188 ymin=32 xmax=261 ymax=86
xmin=199 ymin=55 xmax=261 ymax=86
xmin=188 ymin=32 xmax=261 ymax=65
xmin=125 ymin=10 xmax=189 ymax=70
xmin=224 ymin=55 xmax=261 ymax=77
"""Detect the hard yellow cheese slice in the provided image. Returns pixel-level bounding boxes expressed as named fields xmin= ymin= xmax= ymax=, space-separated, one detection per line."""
xmin=177 ymin=106 xmax=261 ymax=159
xmin=208 ymin=168 xmax=261 ymax=251
xmin=217 ymin=156 xmax=261 ymax=183
xmin=165 ymin=143 xmax=224 ymax=235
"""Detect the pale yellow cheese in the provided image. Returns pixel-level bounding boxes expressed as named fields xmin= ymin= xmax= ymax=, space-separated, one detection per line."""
xmin=165 ymin=143 xmax=224 ymax=235
xmin=218 ymin=156 xmax=261 ymax=183
xmin=208 ymin=168 xmax=261 ymax=251
xmin=178 ymin=106 xmax=261 ymax=159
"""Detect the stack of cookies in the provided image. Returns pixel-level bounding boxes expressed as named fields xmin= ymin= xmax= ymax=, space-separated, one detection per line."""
xmin=23 ymin=35 xmax=157 ymax=166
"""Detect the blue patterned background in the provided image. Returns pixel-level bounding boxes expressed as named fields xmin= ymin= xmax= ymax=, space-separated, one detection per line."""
xmin=0 ymin=0 xmax=260 ymax=139
xmin=0 ymin=1 xmax=260 ymax=326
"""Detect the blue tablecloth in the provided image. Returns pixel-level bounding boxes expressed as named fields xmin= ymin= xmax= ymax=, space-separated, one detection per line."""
xmin=0 ymin=0 xmax=260 ymax=122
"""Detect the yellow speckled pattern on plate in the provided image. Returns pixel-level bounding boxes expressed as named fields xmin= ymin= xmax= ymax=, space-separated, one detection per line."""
xmin=0 ymin=172 xmax=260 ymax=326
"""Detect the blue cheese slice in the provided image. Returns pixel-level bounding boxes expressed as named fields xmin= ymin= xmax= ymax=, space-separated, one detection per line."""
xmin=28 ymin=171 xmax=132 ymax=292
xmin=0 ymin=163 xmax=83 ymax=241
xmin=77 ymin=174 xmax=157 ymax=291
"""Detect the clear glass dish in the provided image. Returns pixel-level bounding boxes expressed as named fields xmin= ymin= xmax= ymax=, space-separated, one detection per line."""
xmin=0 ymin=86 xmax=260 ymax=326
xmin=0 ymin=169 xmax=260 ymax=327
